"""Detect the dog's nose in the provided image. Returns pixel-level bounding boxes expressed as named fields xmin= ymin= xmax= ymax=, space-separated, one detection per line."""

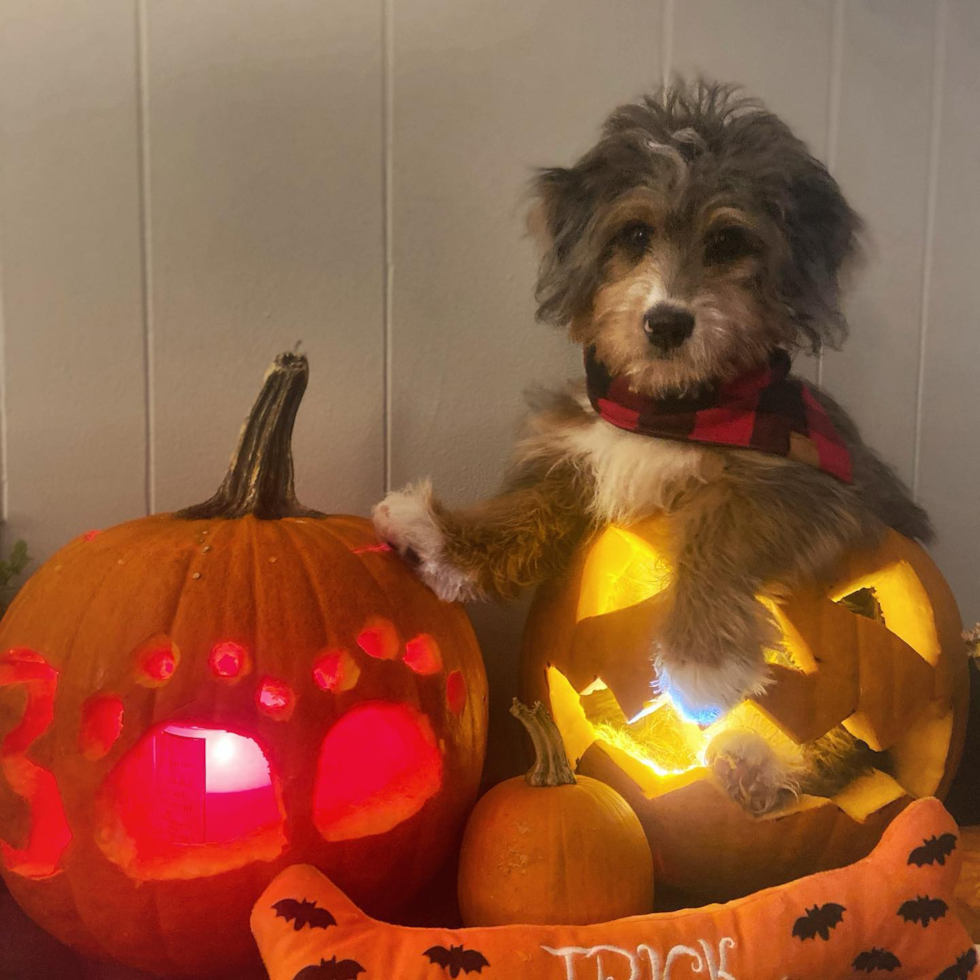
xmin=644 ymin=304 xmax=695 ymax=351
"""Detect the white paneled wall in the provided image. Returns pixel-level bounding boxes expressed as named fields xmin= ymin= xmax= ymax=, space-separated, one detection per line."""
xmin=2 ymin=1 xmax=978 ymax=780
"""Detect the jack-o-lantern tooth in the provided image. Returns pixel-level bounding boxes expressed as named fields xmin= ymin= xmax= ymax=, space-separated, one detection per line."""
xmin=79 ymin=695 xmax=124 ymax=760
xmin=356 ymin=618 xmax=400 ymax=660
xmin=312 ymin=649 xmax=361 ymax=693
xmin=403 ymin=635 xmax=443 ymax=676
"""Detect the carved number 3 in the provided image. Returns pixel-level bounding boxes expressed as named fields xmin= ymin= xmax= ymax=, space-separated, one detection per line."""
xmin=0 ymin=648 xmax=70 ymax=877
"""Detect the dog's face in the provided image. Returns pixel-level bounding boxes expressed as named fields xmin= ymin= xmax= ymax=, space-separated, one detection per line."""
xmin=532 ymin=82 xmax=862 ymax=396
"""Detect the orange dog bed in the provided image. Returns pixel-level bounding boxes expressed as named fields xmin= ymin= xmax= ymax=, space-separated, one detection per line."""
xmin=252 ymin=797 xmax=975 ymax=979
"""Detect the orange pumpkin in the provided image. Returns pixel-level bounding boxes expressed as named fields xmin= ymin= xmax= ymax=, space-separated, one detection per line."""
xmin=457 ymin=700 xmax=653 ymax=926
xmin=522 ymin=516 xmax=967 ymax=906
xmin=0 ymin=353 xmax=488 ymax=977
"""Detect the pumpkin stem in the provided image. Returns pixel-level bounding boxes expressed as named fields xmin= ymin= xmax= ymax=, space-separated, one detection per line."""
xmin=511 ymin=699 xmax=577 ymax=787
xmin=176 ymin=351 xmax=324 ymax=521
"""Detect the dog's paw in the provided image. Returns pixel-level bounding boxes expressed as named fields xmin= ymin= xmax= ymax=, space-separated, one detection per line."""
xmin=372 ymin=481 xmax=478 ymax=603
xmin=653 ymin=651 xmax=770 ymax=725
xmin=704 ymin=728 xmax=800 ymax=816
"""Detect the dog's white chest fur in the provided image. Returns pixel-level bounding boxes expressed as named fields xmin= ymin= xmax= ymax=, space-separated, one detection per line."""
xmin=557 ymin=410 xmax=712 ymax=524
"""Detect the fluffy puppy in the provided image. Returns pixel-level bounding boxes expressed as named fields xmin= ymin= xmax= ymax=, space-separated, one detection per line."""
xmin=374 ymin=81 xmax=930 ymax=814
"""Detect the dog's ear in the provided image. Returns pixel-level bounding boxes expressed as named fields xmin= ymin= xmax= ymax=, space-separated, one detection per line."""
xmin=781 ymin=159 xmax=864 ymax=352
xmin=524 ymin=197 xmax=552 ymax=255
xmin=528 ymin=165 xmax=597 ymax=326
xmin=529 ymin=167 xmax=582 ymax=254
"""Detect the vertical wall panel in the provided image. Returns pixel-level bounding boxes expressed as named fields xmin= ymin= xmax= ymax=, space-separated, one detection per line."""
xmin=821 ymin=0 xmax=935 ymax=487
xmin=144 ymin=0 xmax=385 ymax=517
xmin=389 ymin=0 xmax=666 ymax=781
xmin=917 ymin=0 xmax=980 ymax=622
xmin=0 ymin=1 xmax=147 ymax=563
xmin=389 ymin=0 xmax=666 ymax=502
xmin=670 ymin=0 xmax=836 ymax=383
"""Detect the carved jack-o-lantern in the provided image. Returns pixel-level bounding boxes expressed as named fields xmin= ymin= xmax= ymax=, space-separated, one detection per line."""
xmin=0 ymin=353 xmax=487 ymax=977
xmin=522 ymin=516 xmax=967 ymax=906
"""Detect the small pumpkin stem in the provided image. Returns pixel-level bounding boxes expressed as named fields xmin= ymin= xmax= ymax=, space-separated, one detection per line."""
xmin=177 ymin=351 xmax=324 ymax=521
xmin=511 ymin=698 xmax=576 ymax=787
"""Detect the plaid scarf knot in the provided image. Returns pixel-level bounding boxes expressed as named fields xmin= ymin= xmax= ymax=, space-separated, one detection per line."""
xmin=584 ymin=346 xmax=853 ymax=483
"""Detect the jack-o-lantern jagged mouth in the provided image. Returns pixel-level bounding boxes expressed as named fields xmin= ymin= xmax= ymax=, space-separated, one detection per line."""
xmin=555 ymin=670 xmax=799 ymax=785
xmin=572 ymin=587 xmax=891 ymax=779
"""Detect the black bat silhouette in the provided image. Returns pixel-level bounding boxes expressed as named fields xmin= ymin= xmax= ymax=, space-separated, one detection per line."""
xmin=791 ymin=902 xmax=846 ymax=941
xmin=908 ymin=832 xmax=957 ymax=867
xmin=935 ymin=947 xmax=978 ymax=980
xmin=897 ymin=894 xmax=948 ymax=927
xmin=292 ymin=956 xmax=365 ymax=980
xmin=852 ymin=948 xmax=901 ymax=973
xmin=423 ymin=944 xmax=490 ymax=977
xmin=272 ymin=897 xmax=337 ymax=931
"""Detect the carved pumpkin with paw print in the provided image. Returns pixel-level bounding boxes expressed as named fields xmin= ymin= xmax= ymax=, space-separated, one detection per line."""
xmin=0 ymin=353 xmax=487 ymax=977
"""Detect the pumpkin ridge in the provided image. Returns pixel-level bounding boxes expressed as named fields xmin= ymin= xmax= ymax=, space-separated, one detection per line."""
xmin=50 ymin=534 xmax=161 ymax=675
xmin=276 ymin=520 xmax=387 ymax=653
xmin=298 ymin=521 xmax=414 ymax=625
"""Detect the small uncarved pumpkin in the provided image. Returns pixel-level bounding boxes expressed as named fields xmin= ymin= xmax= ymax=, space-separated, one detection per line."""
xmin=457 ymin=699 xmax=653 ymax=926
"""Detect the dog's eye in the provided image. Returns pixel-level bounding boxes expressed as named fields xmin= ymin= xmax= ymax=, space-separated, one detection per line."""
xmin=704 ymin=226 xmax=757 ymax=265
xmin=617 ymin=221 xmax=653 ymax=257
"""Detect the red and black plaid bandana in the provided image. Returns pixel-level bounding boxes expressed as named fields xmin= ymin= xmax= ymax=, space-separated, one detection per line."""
xmin=585 ymin=346 xmax=854 ymax=483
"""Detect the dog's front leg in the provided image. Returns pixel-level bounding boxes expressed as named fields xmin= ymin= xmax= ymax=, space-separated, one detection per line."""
xmin=654 ymin=465 xmax=874 ymax=723
xmin=373 ymin=467 xmax=590 ymax=602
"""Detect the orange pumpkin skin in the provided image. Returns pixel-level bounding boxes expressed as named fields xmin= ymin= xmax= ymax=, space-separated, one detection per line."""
xmin=458 ymin=775 xmax=653 ymax=926
xmin=458 ymin=702 xmax=652 ymax=926
xmin=0 ymin=355 xmax=488 ymax=977
xmin=521 ymin=516 xmax=967 ymax=907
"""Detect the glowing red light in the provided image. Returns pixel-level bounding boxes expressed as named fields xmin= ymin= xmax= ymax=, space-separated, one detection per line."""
xmin=312 ymin=649 xmax=359 ymax=693
xmin=133 ymin=635 xmax=180 ymax=688
xmin=353 ymin=541 xmax=393 ymax=554
xmin=313 ymin=653 xmax=341 ymax=691
xmin=446 ymin=670 xmax=467 ymax=716
xmin=356 ymin=619 xmax=399 ymax=660
xmin=256 ymin=677 xmax=295 ymax=718
xmin=313 ymin=702 xmax=443 ymax=842
xmin=0 ymin=648 xmax=71 ymax=878
xmin=145 ymin=647 xmax=175 ymax=681
xmin=82 ymin=529 xmax=102 ymax=542
xmin=209 ymin=641 xmax=247 ymax=679
xmin=403 ymin=634 xmax=443 ymax=675
xmin=99 ymin=722 xmax=283 ymax=874
xmin=79 ymin=694 xmax=124 ymax=760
